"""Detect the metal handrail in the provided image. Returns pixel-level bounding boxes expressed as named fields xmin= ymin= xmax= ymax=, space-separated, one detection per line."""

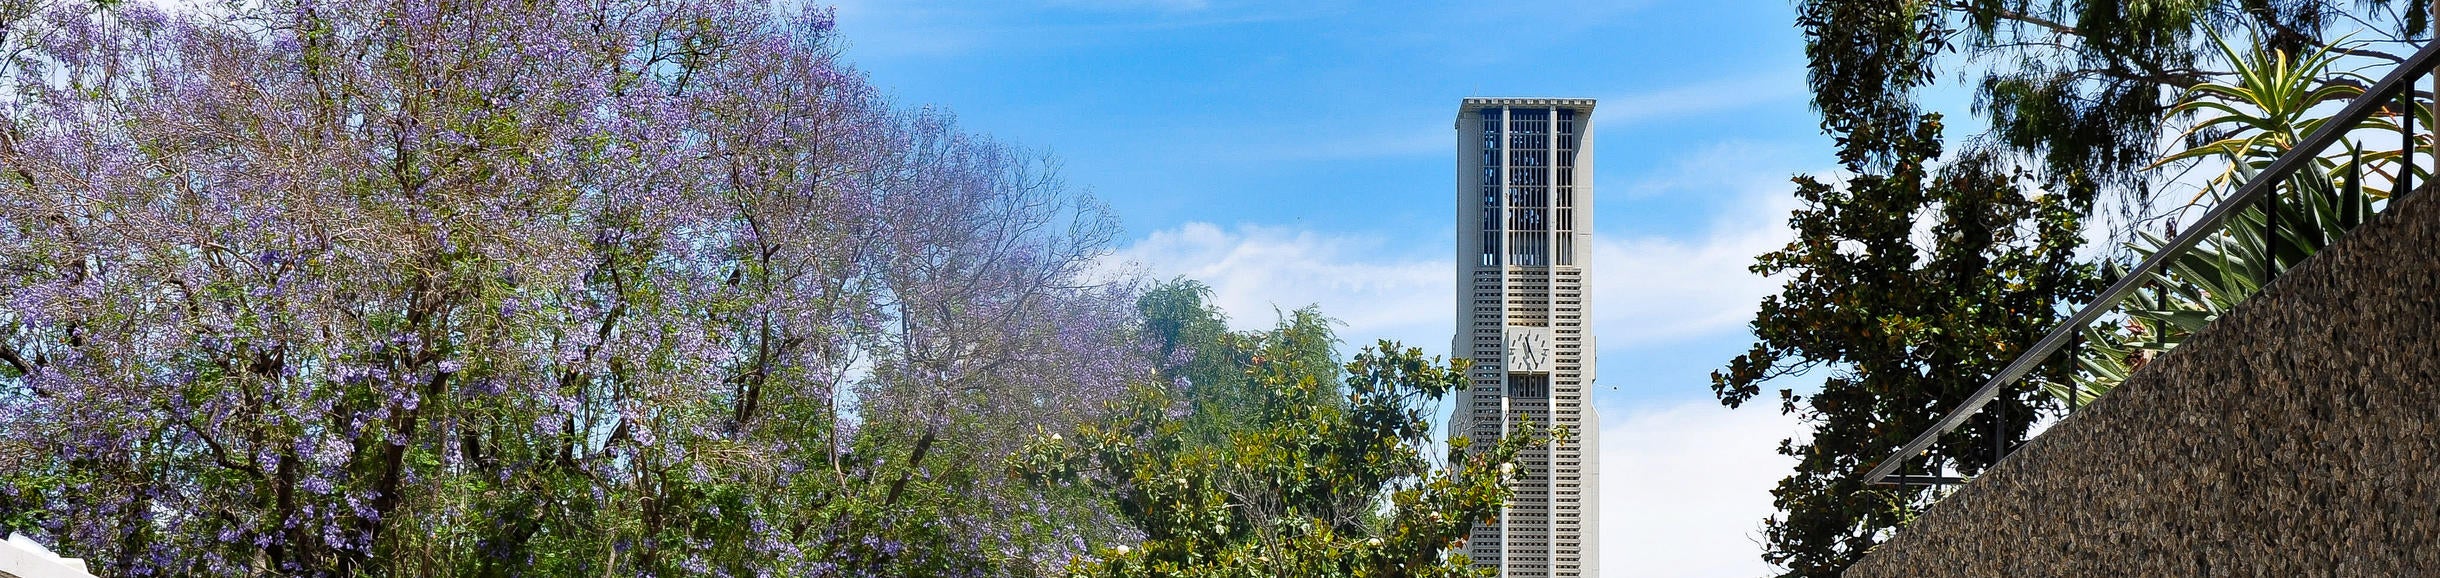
xmin=1859 ymin=39 xmax=2440 ymax=486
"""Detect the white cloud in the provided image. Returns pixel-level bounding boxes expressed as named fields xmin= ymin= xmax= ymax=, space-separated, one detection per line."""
xmin=1111 ymin=222 xmax=1454 ymax=353
xmin=1111 ymin=176 xmax=1800 ymax=353
xmin=1617 ymin=140 xmax=1803 ymax=200
xmin=1586 ymin=192 xmax=1799 ymax=346
xmin=1599 ymin=73 xmax=1807 ymax=127
xmin=1595 ymin=398 xmax=1805 ymax=577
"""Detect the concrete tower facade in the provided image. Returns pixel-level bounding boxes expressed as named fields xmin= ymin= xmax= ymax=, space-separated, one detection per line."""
xmin=1450 ymin=98 xmax=1599 ymax=578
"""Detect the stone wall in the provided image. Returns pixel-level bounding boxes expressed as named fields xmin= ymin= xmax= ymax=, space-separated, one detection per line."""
xmin=1844 ymin=190 xmax=2440 ymax=577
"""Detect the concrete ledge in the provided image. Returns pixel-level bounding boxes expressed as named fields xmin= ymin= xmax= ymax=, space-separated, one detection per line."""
xmin=0 ymin=534 xmax=94 ymax=578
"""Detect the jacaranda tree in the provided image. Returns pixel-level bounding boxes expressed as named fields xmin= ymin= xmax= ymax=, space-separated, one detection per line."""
xmin=0 ymin=0 xmax=1142 ymax=575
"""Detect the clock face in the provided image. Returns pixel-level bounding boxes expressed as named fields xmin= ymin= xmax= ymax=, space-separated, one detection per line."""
xmin=1504 ymin=327 xmax=1554 ymax=372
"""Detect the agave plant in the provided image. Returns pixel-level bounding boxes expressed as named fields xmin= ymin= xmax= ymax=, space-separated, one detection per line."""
xmin=2049 ymin=32 xmax=2404 ymax=404
xmin=2151 ymin=30 xmax=2421 ymax=202
xmin=2048 ymin=152 xmax=2381 ymax=403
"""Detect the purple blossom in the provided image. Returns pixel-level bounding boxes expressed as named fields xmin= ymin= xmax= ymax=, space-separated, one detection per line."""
xmin=0 ymin=0 xmax=1138 ymax=575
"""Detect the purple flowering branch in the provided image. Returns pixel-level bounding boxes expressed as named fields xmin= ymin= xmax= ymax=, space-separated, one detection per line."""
xmin=0 ymin=1 xmax=1147 ymax=576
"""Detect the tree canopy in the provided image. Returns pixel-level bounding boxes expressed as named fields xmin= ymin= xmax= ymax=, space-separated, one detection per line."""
xmin=1136 ymin=279 xmax=1343 ymax=451
xmin=0 ymin=1 xmax=1141 ymax=575
xmin=1021 ymin=339 xmax=1551 ymax=578
xmin=1802 ymin=0 xmax=2440 ymax=207
xmin=1715 ymin=115 xmax=2097 ymax=575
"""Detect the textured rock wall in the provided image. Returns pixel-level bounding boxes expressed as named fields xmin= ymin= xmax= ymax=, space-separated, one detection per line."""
xmin=1843 ymin=191 xmax=2440 ymax=577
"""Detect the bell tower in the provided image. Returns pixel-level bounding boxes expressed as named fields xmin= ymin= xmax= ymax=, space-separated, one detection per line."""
xmin=1449 ymin=98 xmax=1600 ymax=578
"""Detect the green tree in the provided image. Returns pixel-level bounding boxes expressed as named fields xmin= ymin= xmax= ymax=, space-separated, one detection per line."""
xmin=1713 ymin=115 xmax=2099 ymax=577
xmin=1138 ymin=279 xmax=1237 ymax=393
xmin=1798 ymin=0 xmax=2436 ymax=205
xmin=1020 ymin=339 xmax=1554 ymax=578
xmin=1136 ymin=279 xmax=1344 ymax=450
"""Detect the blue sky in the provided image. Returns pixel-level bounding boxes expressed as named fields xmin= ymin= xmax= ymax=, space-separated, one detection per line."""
xmin=833 ymin=1 xmax=1835 ymax=575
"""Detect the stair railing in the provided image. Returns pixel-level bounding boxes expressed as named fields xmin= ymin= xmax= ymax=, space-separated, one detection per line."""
xmin=1859 ymin=39 xmax=2440 ymax=487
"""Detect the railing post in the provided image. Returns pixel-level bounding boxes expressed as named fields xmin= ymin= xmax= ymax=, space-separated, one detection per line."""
xmin=2265 ymin=175 xmax=2280 ymax=277
xmin=2349 ymin=144 xmax=2363 ymax=226
xmin=1993 ymin=396 xmax=2005 ymax=467
xmin=2068 ymin=332 xmax=2082 ymax=412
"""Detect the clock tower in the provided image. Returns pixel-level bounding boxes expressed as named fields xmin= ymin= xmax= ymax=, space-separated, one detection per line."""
xmin=1449 ymin=98 xmax=1600 ymax=578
